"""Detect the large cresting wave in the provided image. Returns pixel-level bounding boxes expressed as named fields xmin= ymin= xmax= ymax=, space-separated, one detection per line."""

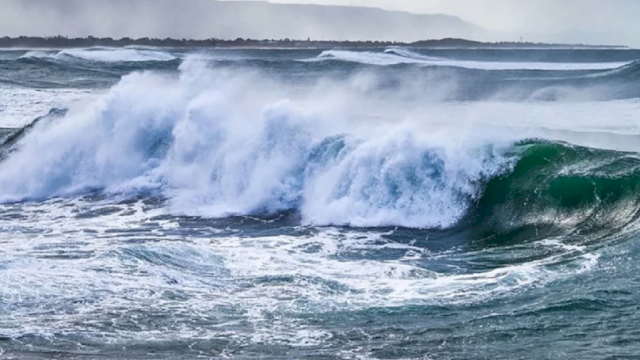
xmin=3 ymin=57 xmax=640 ymax=232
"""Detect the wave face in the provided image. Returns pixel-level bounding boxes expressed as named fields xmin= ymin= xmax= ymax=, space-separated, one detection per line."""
xmin=471 ymin=141 xmax=640 ymax=240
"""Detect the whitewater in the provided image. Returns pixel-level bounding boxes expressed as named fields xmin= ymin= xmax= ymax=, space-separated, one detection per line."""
xmin=2 ymin=46 xmax=640 ymax=359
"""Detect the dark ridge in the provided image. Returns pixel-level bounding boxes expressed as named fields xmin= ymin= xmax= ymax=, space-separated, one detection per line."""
xmin=0 ymin=36 xmax=626 ymax=49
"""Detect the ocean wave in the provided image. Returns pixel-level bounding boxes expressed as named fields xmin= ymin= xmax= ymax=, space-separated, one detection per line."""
xmin=468 ymin=140 xmax=640 ymax=242
xmin=20 ymin=47 xmax=177 ymax=62
xmin=2 ymin=59 xmax=640 ymax=230
xmin=312 ymin=48 xmax=632 ymax=71
xmin=313 ymin=49 xmax=426 ymax=66
xmin=383 ymin=47 xmax=445 ymax=61
xmin=0 ymin=60 xmax=518 ymax=228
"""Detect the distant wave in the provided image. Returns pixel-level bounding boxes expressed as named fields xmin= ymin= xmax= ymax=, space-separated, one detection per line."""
xmin=383 ymin=47 xmax=445 ymax=61
xmin=21 ymin=47 xmax=177 ymax=62
xmin=311 ymin=48 xmax=632 ymax=71
xmin=312 ymin=49 xmax=426 ymax=66
xmin=10 ymin=46 xmax=636 ymax=72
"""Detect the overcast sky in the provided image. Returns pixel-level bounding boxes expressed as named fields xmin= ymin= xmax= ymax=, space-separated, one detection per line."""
xmin=1 ymin=0 xmax=638 ymax=46
xmin=228 ymin=0 xmax=638 ymax=32
xmin=224 ymin=0 xmax=640 ymax=45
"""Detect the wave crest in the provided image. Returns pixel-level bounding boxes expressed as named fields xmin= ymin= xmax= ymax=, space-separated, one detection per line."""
xmin=0 ymin=60 xmax=517 ymax=228
xmin=5 ymin=57 xmax=640 ymax=230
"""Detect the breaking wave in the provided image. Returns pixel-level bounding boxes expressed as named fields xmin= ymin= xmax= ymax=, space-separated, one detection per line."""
xmin=2 ymin=58 xmax=640 ymax=232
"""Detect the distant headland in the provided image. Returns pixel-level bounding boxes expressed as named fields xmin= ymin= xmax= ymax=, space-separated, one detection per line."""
xmin=0 ymin=36 xmax=627 ymax=49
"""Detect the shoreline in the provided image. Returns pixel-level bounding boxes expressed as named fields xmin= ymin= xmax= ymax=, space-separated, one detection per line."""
xmin=0 ymin=36 xmax=627 ymax=50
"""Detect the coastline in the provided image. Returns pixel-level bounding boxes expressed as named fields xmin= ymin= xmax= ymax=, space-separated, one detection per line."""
xmin=0 ymin=36 xmax=627 ymax=50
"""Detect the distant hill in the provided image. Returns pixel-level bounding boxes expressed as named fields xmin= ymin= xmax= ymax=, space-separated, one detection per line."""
xmin=0 ymin=0 xmax=486 ymax=41
xmin=206 ymin=1 xmax=486 ymax=41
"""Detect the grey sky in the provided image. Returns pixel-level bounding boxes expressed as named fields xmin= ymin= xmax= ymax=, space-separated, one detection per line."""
xmin=224 ymin=0 xmax=640 ymax=45
xmin=230 ymin=0 xmax=638 ymax=32
xmin=1 ymin=0 xmax=638 ymax=46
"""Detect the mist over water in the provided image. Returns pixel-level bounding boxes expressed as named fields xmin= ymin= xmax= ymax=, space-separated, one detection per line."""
xmin=3 ymin=46 xmax=640 ymax=359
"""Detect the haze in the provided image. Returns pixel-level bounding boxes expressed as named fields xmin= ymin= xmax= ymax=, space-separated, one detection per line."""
xmin=1 ymin=0 xmax=637 ymax=46
xmin=246 ymin=0 xmax=640 ymax=45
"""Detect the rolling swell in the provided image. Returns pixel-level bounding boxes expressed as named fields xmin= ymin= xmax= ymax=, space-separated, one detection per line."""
xmin=0 ymin=55 xmax=181 ymax=88
xmin=3 ymin=46 xmax=640 ymax=100
xmin=20 ymin=47 xmax=178 ymax=63
xmin=313 ymin=48 xmax=632 ymax=70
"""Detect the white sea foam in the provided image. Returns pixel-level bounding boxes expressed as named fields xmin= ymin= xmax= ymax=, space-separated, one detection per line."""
xmin=0 ymin=198 xmax=601 ymax=345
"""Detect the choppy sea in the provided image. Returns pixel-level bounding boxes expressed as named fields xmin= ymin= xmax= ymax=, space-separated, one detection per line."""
xmin=2 ymin=46 xmax=640 ymax=359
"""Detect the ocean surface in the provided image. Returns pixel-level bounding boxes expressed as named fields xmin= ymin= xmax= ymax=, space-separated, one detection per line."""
xmin=2 ymin=46 xmax=640 ymax=359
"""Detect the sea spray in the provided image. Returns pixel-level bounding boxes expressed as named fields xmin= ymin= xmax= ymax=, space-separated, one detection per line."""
xmin=0 ymin=57 xmax=518 ymax=228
